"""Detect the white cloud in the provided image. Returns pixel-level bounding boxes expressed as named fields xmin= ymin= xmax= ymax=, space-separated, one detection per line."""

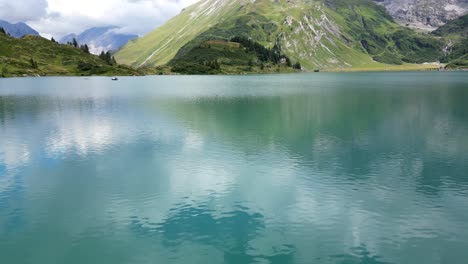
xmin=0 ymin=0 xmax=48 ymax=22
xmin=0 ymin=0 xmax=200 ymax=38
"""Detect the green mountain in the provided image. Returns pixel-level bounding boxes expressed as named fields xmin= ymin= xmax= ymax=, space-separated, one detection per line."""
xmin=432 ymin=14 xmax=468 ymax=69
xmin=116 ymin=0 xmax=452 ymax=71
xmin=0 ymin=33 xmax=140 ymax=77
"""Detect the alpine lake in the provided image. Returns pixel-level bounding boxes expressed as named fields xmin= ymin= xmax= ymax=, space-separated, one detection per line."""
xmin=1 ymin=72 xmax=467 ymax=264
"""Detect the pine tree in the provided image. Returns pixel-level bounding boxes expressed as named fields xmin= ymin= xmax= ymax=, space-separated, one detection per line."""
xmin=99 ymin=51 xmax=116 ymax=65
xmin=72 ymin=38 xmax=78 ymax=48
xmin=0 ymin=27 xmax=6 ymax=35
xmin=105 ymin=51 xmax=112 ymax=64
xmin=51 ymin=37 xmax=56 ymax=43
xmin=80 ymin=44 xmax=90 ymax=54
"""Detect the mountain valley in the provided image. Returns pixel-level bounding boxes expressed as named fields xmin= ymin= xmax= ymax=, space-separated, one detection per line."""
xmin=116 ymin=0 xmax=467 ymax=72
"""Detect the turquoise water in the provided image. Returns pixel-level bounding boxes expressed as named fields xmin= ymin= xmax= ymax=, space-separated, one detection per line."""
xmin=0 ymin=72 xmax=467 ymax=264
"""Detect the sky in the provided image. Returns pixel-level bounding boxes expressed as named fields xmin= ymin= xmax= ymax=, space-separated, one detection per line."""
xmin=0 ymin=0 xmax=200 ymax=38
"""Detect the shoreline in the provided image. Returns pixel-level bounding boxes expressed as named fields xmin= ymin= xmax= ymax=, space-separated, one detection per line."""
xmin=1 ymin=65 xmax=467 ymax=79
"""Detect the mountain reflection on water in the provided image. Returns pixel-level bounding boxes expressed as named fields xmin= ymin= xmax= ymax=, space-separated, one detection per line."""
xmin=0 ymin=73 xmax=468 ymax=264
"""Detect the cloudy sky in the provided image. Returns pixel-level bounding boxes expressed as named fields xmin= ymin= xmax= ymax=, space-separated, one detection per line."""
xmin=0 ymin=0 xmax=200 ymax=38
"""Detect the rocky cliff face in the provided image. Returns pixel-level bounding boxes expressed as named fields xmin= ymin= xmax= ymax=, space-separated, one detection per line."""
xmin=374 ymin=0 xmax=468 ymax=30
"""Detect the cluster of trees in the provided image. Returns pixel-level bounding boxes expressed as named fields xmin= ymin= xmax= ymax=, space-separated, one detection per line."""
xmin=204 ymin=59 xmax=221 ymax=70
xmin=230 ymin=36 xmax=283 ymax=64
xmin=62 ymin=37 xmax=117 ymax=66
xmin=172 ymin=62 xmax=220 ymax=74
xmin=64 ymin=38 xmax=90 ymax=54
xmin=66 ymin=38 xmax=79 ymax=47
xmin=99 ymin=51 xmax=117 ymax=65
xmin=230 ymin=36 xmax=301 ymax=70
xmin=80 ymin=44 xmax=90 ymax=53
xmin=293 ymin=62 xmax=302 ymax=70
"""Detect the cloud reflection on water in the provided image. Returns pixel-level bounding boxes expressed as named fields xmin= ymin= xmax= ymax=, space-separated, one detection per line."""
xmin=0 ymin=74 xmax=468 ymax=264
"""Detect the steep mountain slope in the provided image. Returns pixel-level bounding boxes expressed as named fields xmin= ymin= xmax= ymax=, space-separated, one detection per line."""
xmin=373 ymin=0 xmax=468 ymax=30
xmin=433 ymin=14 xmax=468 ymax=36
xmin=0 ymin=33 xmax=139 ymax=77
xmin=170 ymin=0 xmax=374 ymax=70
xmin=116 ymin=0 xmax=243 ymax=67
xmin=0 ymin=20 xmax=40 ymax=38
xmin=433 ymin=14 xmax=468 ymax=68
xmin=60 ymin=26 xmax=138 ymax=54
xmin=116 ymin=0 xmax=445 ymax=71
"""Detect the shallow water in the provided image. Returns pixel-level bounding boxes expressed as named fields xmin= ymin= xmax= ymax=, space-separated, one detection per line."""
xmin=1 ymin=72 xmax=468 ymax=264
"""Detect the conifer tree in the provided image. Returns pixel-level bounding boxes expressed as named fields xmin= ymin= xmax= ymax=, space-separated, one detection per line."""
xmin=80 ymin=44 xmax=90 ymax=53
xmin=72 ymin=38 xmax=78 ymax=48
xmin=99 ymin=51 xmax=116 ymax=65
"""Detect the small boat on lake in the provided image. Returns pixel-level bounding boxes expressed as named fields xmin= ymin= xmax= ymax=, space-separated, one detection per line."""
xmin=111 ymin=77 xmax=118 ymax=81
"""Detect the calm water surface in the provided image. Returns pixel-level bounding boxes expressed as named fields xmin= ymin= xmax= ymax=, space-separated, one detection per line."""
xmin=1 ymin=72 xmax=467 ymax=264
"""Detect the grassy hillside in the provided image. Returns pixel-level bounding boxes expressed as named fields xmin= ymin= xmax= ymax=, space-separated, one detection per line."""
xmin=115 ymin=0 xmax=245 ymax=67
xmin=324 ymin=0 xmax=444 ymax=64
xmin=433 ymin=14 xmax=468 ymax=69
xmin=433 ymin=14 xmax=468 ymax=37
xmin=0 ymin=33 xmax=140 ymax=77
xmin=170 ymin=38 xmax=301 ymax=74
xmin=116 ymin=0 xmax=447 ymax=71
